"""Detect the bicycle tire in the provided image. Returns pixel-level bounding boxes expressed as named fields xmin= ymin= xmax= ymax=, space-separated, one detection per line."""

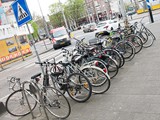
xmin=88 ymin=58 xmax=108 ymax=73
xmin=116 ymin=41 xmax=135 ymax=61
xmin=81 ymin=66 xmax=111 ymax=94
xmin=146 ymin=28 xmax=156 ymax=40
xmin=114 ymin=48 xmax=125 ymax=68
xmin=44 ymin=87 xmax=71 ymax=119
xmin=103 ymin=49 xmax=122 ymax=68
xmin=66 ymin=72 xmax=92 ymax=102
xmin=101 ymin=55 xmax=119 ymax=79
xmin=5 ymin=89 xmax=37 ymax=117
xmin=142 ymin=30 xmax=154 ymax=48
xmin=137 ymin=31 xmax=148 ymax=45
xmin=127 ymin=34 xmax=143 ymax=54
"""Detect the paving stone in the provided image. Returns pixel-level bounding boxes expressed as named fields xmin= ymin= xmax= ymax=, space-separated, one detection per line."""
xmin=133 ymin=113 xmax=160 ymax=120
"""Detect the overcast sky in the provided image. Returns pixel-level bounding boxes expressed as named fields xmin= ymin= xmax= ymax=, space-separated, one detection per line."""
xmin=26 ymin=0 xmax=66 ymax=16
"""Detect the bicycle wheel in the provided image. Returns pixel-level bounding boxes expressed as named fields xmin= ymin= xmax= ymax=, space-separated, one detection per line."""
xmin=137 ymin=31 xmax=148 ymax=45
xmin=101 ymin=55 xmax=119 ymax=79
xmin=6 ymin=89 xmax=37 ymax=117
xmin=127 ymin=34 xmax=143 ymax=54
xmin=116 ymin=41 xmax=135 ymax=61
xmin=114 ymin=48 xmax=125 ymax=68
xmin=146 ymin=28 xmax=156 ymax=40
xmin=103 ymin=49 xmax=122 ymax=68
xmin=142 ymin=30 xmax=154 ymax=48
xmin=88 ymin=58 xmax=108 ymax=73
xmin=67 ymin=72 xmax=92 ymax=102
xmin=81 ymin=66 xmax=110 ymax=94
xmin=44 ymin=87 xmax=71 ymax=119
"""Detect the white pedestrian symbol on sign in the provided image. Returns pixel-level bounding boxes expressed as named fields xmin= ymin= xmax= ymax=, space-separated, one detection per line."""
xmin=17 ymin=3 xmax=28 ymax=21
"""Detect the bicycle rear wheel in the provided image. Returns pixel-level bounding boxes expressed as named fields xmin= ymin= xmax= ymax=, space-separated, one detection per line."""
xmin=81 ymin=66 xmax=110 ymax=94
xmin=44 ymin=87 xmax=71 ymax=119
xmin=67 ymin=73 xmax=92 ymax=102
xmin=5 ymin=89 xmax=37 ymax=117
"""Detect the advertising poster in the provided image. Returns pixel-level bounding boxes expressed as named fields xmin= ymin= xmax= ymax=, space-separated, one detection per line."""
xmin=0 ymin=35 xmax=31 ymax=63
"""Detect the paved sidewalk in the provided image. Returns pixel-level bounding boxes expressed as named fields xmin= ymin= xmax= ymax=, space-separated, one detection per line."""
xmin=1 ymin=21 xmax=160 ymax=120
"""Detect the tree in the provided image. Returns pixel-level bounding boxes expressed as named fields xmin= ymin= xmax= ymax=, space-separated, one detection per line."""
xmin=65 ymin=0 xmax=85 ymax=27
xmin=49 ymin=3 xmax=64 ymax=27
xmin=49 ymin=0 xmax=85 ymax=28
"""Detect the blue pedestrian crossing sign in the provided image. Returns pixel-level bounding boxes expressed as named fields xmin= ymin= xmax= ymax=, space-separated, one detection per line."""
xmin=11 ymin=0 xmax=32 ymax=27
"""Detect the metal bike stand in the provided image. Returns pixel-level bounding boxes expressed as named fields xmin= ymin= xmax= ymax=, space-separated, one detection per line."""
xmin=22 ymin=81 xmax=49 ymax=120
xmin=0 ymin=62 xmax=3 ymax=70
xmin=22 ymin=81 xmax=35 ymax=119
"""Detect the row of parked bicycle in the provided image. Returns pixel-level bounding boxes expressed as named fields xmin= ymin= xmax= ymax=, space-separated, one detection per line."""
xmin=5 ymin=20 xmax=155 ymax=120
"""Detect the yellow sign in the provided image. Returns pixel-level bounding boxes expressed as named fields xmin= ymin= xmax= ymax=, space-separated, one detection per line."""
xmin=0 ymin=35 xmax=31 ymax=63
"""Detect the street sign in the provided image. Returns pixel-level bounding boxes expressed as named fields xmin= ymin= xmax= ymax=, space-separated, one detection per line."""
xmin=11 ymin=0 xmax=32 ymax=27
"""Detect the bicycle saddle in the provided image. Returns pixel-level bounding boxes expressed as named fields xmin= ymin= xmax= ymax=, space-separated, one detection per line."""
xmin=31 ymin=73 xmax=41 ymax=79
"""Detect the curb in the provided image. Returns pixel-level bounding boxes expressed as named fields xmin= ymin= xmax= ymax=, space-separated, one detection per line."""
xmin=0 ymin=102 xmax=6 ymax=116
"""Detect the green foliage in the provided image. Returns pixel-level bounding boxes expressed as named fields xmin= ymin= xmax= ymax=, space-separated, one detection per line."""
xmin=49 ymin=3 xmax=64 ymax=27
xmin=28 ymin=21 xmax=39 ymax=40
xmin=65 ymin=0 xmax=85 ymax=24
xmin=49 ymin=0 xmax=85 ymax=27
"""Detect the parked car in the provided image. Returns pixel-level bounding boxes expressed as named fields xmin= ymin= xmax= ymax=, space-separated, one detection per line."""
xmin=50 ymin=26 xmax=71 ymax=50
xmin=95 ymin=20 xmax=120 ymax=34
xmin=83 ymin=23 xmax=96 ymax=33
xmin=127 ymin=10 xmax=136 ymax=16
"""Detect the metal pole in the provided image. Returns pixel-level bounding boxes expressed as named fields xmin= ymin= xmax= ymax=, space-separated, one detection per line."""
xmin=146 ymin=0 xmax=154 ymax=23
xmin=119 ymin=0 xmax=129 ymax=28
xmin=58 ymin=0 xmax=69 ymax=29
xmin=14 ymin=35 xmax=25 ymax=61
xmin=37 ymin=0 xmax=49 ymax=50
xmin=26 ymin=23 xmax=45 ymax=75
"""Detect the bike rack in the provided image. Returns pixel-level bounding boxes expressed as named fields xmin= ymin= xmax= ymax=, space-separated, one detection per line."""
xmin=22 ymin=81 xmax=49 ymax=120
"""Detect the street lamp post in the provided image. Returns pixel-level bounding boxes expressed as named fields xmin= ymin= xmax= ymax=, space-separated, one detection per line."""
xmin=58 ymin=0 xmax=69 ymax=30
xmin=37 ymin=0 xmax=49 ymax=50
xmin=26 ymin=23 xmax=45 ymax=75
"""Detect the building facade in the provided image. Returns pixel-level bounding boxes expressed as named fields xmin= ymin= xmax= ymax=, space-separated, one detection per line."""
xmin=0 ymin=0 xmax=33 ymax=64
xmin=85 ymin=0 xmax=112 ymax=22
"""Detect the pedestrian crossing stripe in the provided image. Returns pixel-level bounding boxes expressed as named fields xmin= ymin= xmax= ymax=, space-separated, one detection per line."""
xmin=17 ymin=2 xmax=28 ymax=22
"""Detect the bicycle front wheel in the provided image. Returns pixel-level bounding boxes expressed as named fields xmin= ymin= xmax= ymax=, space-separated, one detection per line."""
xmin=44 ymin=87 xmax=71 ymax=119
xmin=67 ymin=73 xmax=92 ymax=102
xmin=127 ymin=35 xmax=143 ymax=54
xmin=81 ymin=66 xmax=111 ymax=94
xmin=5 ymin=89 xmax=37 ymax=117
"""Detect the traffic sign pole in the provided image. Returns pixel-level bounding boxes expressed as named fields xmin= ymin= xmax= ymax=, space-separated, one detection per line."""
xmin=146 ymin=0 xmax=154 ymax=23
xmin=26 ymin=24 xmax=44 ymax=75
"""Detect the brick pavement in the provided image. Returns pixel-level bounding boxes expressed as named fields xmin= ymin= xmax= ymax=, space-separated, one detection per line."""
xmin=1 ymin=21 xmax=160 ymax=120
